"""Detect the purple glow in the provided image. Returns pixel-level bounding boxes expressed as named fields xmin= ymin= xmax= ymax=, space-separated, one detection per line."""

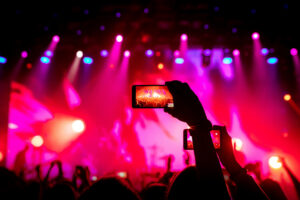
xmin=116 ymin=35 xmax=123 ymax=42
xmin=100 ymin=50 xmax=108 ymax=57
xmin=145 ymin=49 xmax=153 ymax=57
xmin=203 ymin=49 xmax=212 ymax=56
xmin=21 ymin=51 xmax=28 ymax=58
xmin=180 ymin=34 xmax=188 ymax=41
xmin=144 ymin=8 xmax=149 ymax=14
xmin=174 ymin=50 xmax=180 ymax=57
xmin=124 ymin=50 xmax=130 ymax=57
xmin=204 ymin=24 xmax=209 ymax=30
xmin=252 ymin=32 xmax=260 ymax=40
xmin=52 ymin=35 xmax=60 ymax=42
xmin=45 ymin=50 xmax=53 ymax=57
xmin=116 ymin=12 xmax=121 ymax=18
xmin=175 ymin=58 xmax=184 ymax=64
xmin=290 ymin=48 xmax=298 ymax=56
xmin=233 ymin=49 xmax=240 ymax=56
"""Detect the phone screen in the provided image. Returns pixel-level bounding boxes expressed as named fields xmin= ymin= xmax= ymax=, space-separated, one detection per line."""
xmin=132 ymin=85 xmax=174 ymax=108
xmin=184 ymin=128 xmax=221 ymax=150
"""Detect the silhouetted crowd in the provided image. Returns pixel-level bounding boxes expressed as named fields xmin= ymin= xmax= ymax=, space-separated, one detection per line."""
xmin=1 ymin=81 xmax=300 ymax=199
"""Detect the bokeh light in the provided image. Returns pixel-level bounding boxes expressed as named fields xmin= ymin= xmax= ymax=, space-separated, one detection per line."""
xmin=267 ymin=57 xmax=278 ymax=64
xmin=76 ymin=51 xmax=83 ymax=58
xmin=252 ymin=32 xmax=260 ymax=40
xmin=268 ymin=156 xmax=282 ymax=169
xmin=157 ymin=63 xmax=164 ymax=70
xmin=40 ymin=57 xmax=50 ymax=64
xmin=116 ymin=35 xmax=123 ymax=42
xmin=72 ymin=119 xmax=85 ymax=133
xmin=290 ymin=48 xmax=298 ymax=56
xmin=233 ymin=49 xmax=240 ymax=56
xmin=21 ymin=51 xmax=28 ymax=58
xmin=83 ymin=57 xmax=93 ymax=64
xmin=223 ymin=57 xmax=233 ymax=64
xmin=31 ymin=135 xmax=44 ymax=147
xmin=52 ymin=35 xmax=60 ymax=42
xmin=283 ymin=94 xmax=291 ymax=101
xmin=180 ymin=33 xmax=188 ymax=41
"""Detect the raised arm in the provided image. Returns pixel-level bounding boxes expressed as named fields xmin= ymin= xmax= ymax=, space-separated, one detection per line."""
xmin=164 ymin=80 xmax=230 ymax=199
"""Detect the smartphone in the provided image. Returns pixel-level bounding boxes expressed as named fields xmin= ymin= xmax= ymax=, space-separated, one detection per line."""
xmin=132 ymin=85 xmax=174 ymax=108
xmin=183 ymin=126 xmax=221 ymax=150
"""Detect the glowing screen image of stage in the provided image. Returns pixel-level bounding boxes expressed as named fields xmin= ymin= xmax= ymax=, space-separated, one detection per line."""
xmin=133 ymin=85 xmax=174 ymax=108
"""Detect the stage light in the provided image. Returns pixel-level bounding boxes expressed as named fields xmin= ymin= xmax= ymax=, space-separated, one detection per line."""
xmin=83 ymin=57 xmax=93 ymax=64
xmin=116 ymin=35 xmax=123 ymax=42
xmin=76 ymin=51 xmax=83 ymax=58
xmin=52 ymin=35 xmax=60 ymax=42
xmin=125 ymin=156 xmax=132 ymax=163
xmin=144 ymin=8 xmax=149 ymax=14
xmin=8 ymin=123 xmax=18 ymax=129
xmin=0 ymin=56 xmax=7 ymax=64
xmin=91 ymin=176 xmax=98 ymax=181
xmin=223 ymin=57 xmax=233 ymax=64
xmin=180 ymin=34 xmax=188 ymax=41
xmin=267 ymin=57 xmax=278 ymax=64
xmin=157 ymin=63 xmax=164 ymax=70
xmin=145 ymin=49 xmax=153 ymax=57
xmin=45 ymin=50 xmax=53 ymax=57
xmin=175 ymin=58 xmax=184 ymax=64
xmin=203 ymin=49 xmax=212 ymax=56
xmin=40 ymin=57 xmax=50 ymax=64
xmin=283 ymin=94 xmax=291 ymax=101
xmin=268 ymin=156 xmax=282 ymax=169
xmin=261 ymin=48 xmax=269 ymax=55
xmin=117 ymin=172 xmax=127 ymax=178
xmin=290 ymin=48 xmax=298 ymax=56
xmin=233 ymin=49 xmax=240 ymax=56
xmin=31 ymin=135 xmax=44 ymax=147
xmin=72 ymin=119 xmax=85 ymax=133
xmin=124 ymin=50 xmax=130 ymax=57
xmin=252 ymin=32 xmax=260 ymax=40
xmin=21 ymin=51 xmax=28 ymax=58
xmin=100 ymin=50 xmax=108 ymax=57
xmin=116 ymin=12 xmax=121 ymax=18
xmin=0 ymin=152 xmax=3 ymax=162
xmin=232 ymin=138 xmax=243 ymax=151
xmin=173 ymin=50 xmax=180 ymax=57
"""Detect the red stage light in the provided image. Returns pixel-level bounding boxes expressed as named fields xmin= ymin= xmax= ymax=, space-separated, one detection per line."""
xmin=268 ymin=156 xmax=282 ymax=169
xmin=31 ymin=135 xmax=44 ymax=147
xmin=157 ymin=63 xmax=164 ymax=70
xmin=72 ymin=119 xmax=85 ymax=133
xmin=283 ymin=94 xmax=291 ymax=101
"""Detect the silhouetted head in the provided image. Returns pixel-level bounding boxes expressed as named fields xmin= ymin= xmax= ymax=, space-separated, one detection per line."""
xmin=79 ymin=177 xmax=140 ymax=200
xmin=0 ymin=167 xmax=28 ymax=199
xmin=260 ymin=179 xmax=287 ymax=200
xmin=140 ymin=183 xmax=167 ymax=200
xmin=44 ymin=182 xmax=76 ymax=200
xmin=167 ymin=166 xmax=200 ymax=200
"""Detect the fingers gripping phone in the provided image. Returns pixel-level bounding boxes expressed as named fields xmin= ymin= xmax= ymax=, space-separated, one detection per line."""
xmin=183 ymin=126 xmax=221 ymax=150
xmin=132 ymin=85 xmax=174 ymax=108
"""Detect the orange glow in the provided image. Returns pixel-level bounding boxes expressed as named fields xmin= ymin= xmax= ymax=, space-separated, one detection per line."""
xmin=0 ymin=152 xmax=3 ymax=161
xmin=72 ymin=120 xmax=85 ymax=133
xmin=284 ymin=94 xmax=291 ymax=101
xmin=268 ymin=156 xmax=282 ymax=169
xmin=31 ymin=135 xmax=44 ymax=147
xmin=157 ymin=63 xmax=164 ymax=70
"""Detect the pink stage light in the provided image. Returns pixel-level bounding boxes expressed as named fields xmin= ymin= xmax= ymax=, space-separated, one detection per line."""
xmin=268 ymin=156 xmax=282 ymax=169
xmin=21 ymin=51 xmax=28 ymax=58
xmin=8 ymin=123 xmax=18 ymax=130
xmin=124 ymin=50 xmax=130 ymax=57
xmin=72 ymin=119 xmax=85 ymax=133
xmin=116 ymin=35 xmax=123 ymax=42
xmin=233 ymin=49 xmax=240 ymax=56
xmin=31 ymin=135 xmax=44 ymax=147
xmin=174 ymin=50 xmax=180 ymax=57
xmin=252 ymin=32 xmax=260 ymax=40
xmin=180 ymin=33 xmax=188 ymax=41
xmin=52 ymin=35 xmax=60 ymax=42
xmin=290 ymin=48 xmax=298 ymax=56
